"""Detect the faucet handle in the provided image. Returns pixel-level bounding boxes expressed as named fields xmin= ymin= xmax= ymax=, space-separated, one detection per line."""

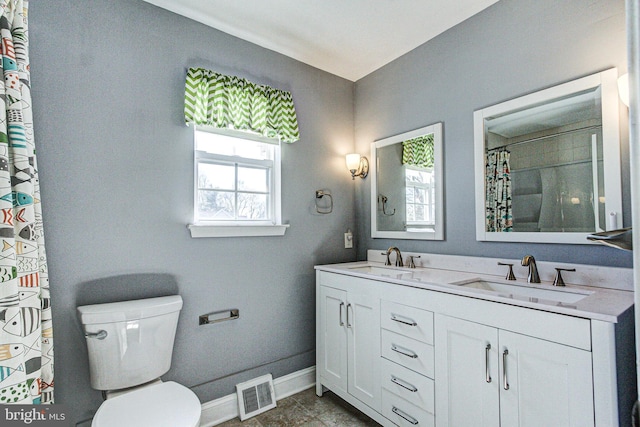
xmin=407 ymin=255 xmax=421 ymax=268
xmin=553 ymin=268 xmax=576 ymax=287
xmin=381 ymin=252 xmax=392 ymax=266
xmin=497 ymin=262 xmax=516 ymax=280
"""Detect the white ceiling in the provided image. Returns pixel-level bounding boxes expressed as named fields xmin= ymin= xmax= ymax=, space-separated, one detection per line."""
xmin=143 ymin=0 xmax=500 ymax=81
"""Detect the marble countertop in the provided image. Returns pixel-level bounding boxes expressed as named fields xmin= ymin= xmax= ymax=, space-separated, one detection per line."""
xmin=315 ymin=261 xmax=634 ymax=323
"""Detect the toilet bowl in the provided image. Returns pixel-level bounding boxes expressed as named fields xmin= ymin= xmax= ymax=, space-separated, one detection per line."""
xmin=91 ymin=381 xmax=201 ymax=427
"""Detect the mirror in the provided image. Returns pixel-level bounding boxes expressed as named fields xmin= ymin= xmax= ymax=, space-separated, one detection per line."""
xmin=474 ymin=69 xmax=623 ymax=244
xmin=371 ymin=122 xmax=444 ymax=240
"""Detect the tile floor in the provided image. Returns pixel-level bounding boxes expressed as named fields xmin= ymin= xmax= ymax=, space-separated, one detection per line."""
xmin=217 ymin=387 xmax=381 ymax=427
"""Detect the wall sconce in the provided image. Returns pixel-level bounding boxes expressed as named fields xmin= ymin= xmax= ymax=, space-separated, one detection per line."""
xmin=618 ymin=73 xmax=629 ymax=107
xmin=346 ymin=153 xmax=369 ymax=180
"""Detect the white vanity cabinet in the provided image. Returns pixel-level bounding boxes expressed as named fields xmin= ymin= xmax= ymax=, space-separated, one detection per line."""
xmin=435 ymin=315 xmax=594 ymax=427
xmin=316 ymin=271 xmax=382 ymax=413
xmin=316 ymin=265 xmax=633 ymax=427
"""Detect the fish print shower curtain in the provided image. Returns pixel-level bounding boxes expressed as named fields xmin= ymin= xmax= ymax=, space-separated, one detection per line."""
xmin=0 ymin=0 xmax=53 ymax=404
xmin=485 ymin=149 xmax=513 ymax=232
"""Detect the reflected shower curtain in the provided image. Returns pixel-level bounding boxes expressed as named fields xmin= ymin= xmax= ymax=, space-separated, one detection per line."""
xmin=0 ymin=0 xmax=53 ymax=404
xmin=485 ymin=149 xmax=512 ymax=232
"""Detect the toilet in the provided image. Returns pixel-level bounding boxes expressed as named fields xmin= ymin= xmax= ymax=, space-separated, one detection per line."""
xmin=77 ymin=295 xmax=201 ymax=427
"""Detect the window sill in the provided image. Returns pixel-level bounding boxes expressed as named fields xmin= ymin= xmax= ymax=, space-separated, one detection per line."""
xmin=188 ymin=223 xmax=290 ymax=238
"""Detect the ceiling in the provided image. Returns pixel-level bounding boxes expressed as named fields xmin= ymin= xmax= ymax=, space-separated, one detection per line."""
xmin=143 ymin=0 xmax=500 ymax=81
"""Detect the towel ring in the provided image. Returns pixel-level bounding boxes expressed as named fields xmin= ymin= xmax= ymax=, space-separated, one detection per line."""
xmin=315 ymin=190 xmax=333 ymax=214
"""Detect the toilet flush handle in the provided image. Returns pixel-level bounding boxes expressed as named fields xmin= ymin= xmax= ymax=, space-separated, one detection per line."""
xmin=85 ymin=330 xmax=108 ymax=340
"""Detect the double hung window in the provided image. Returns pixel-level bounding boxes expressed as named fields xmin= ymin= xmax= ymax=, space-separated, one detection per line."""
xmin=189 ymin=127 xmax=287 ymax=237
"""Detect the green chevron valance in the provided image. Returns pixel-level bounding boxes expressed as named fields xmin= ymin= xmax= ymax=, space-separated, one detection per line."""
xmin=402 ymin=134 xmax=434 ymax=168
xmin=184 ymin=67 xmax=300 ymax=143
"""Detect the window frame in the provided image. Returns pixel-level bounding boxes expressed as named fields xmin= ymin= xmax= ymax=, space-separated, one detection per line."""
xmin=188 ymin=126 xmax=289 ymax=238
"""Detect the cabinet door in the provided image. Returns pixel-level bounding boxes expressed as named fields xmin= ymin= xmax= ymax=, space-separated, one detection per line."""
xmin=435 ymin=315 xmax=500 ymax=427
xmin=318 ymin=285 xmax=348 ymax=393
xmin=499 ymin=330 xmax=594 ymax=427
xmin=347 ymin=291 xmax=381 ymax=410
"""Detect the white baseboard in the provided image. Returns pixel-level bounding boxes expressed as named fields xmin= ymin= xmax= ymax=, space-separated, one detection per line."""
xmin=199 ymin=366 xmax=316 ymax=427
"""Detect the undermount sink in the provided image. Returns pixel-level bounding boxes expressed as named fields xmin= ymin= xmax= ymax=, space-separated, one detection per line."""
xmin=348 ymin=265 xmax=413 ymax=277
xmin=452 ymin=279 xmax=592 ymax=305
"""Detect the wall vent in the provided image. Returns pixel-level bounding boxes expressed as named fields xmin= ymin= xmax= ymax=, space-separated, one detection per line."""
xmin=236 ymin=374 xmax=276 ymax=420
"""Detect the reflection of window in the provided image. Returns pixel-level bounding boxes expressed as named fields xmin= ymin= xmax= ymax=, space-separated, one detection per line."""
xmin=194 ymin=128 xmax=280 ymax=225
xmin=405 ymin=165 xmax=435 ymax=226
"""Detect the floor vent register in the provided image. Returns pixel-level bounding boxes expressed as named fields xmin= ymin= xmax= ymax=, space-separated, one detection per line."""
xmin=236 ymin=374 xmax=276 ymax=420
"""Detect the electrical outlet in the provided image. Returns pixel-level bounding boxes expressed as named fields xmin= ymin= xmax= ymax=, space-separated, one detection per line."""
xmin=344 ymin=232 xmax=353 ymax=249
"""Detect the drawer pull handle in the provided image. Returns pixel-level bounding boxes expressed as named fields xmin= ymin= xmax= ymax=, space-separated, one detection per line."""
xmin=392 ymin=406 xmax=419 ymax=425
xmin=392 ymin=344 xmax=418 ymax=359
xmin=503 ymin=349 xmax=510 ymax=390
xmin=485 ymin=343 xmax=492 ymax=383
xmin=391 ymin=313 xmax=418 ymax=326
xmin=339 ymin=302 xmax=344 ymax=326
xmin=391 ymin=375 xmax=418 ymax=392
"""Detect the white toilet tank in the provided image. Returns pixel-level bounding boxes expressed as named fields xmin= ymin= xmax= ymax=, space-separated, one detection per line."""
xmin=77 ymin=295 xmax=183 ymax=391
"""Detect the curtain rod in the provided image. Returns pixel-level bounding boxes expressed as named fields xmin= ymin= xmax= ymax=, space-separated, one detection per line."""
xmin=510 ymin=158 xmax=595 ymax=174
xmin=487 ymin=124 xmax=602 ymax=152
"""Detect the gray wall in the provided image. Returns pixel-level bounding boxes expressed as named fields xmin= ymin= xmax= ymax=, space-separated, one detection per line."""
xmin=30 ymin=0 xmax=356 ymax=424
xmin=355 ymin=0 xmax=633 ymax=268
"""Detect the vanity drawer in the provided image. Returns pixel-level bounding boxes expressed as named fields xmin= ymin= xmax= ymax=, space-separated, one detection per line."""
xmin=382 ymin=329 xmax=434 ymax=379
xmin=382 ymin=358 xmax=434 ymax=413
xmin=382 ymin=389 xmax=434 ymax=427
xmin=381 ymin=300 xmax=434 ymax=345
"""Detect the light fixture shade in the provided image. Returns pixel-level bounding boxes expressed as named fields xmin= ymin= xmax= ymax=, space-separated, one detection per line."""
xmin=346 ymin=153 xmax=361 ymax=171
xmin=618 ymin=73 xmax=629 ymax=107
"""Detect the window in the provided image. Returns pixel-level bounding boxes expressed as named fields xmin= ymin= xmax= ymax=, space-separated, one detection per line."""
xmin=405 ymin=165 xmax=435 ymax=230
xmin=188 ymin=127 xmax=288 ymax=237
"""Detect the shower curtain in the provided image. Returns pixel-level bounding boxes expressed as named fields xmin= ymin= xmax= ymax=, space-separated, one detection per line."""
xmin=0 ymin=0 xmax=53 ymax=404
xmin=485 ymin=149 xmax=513 ymax=232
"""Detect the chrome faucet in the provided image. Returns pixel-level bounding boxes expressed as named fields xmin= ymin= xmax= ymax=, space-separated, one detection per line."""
xmin=521 ymin=255 xmax=540 ymax=283
xmin=385 ymin=246 xmax=404 ymax=267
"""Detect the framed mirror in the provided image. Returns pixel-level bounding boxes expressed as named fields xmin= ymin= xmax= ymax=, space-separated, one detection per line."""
xmin=474 ymin=69 xmax=623 ymax=244
xmin=371 ymin=122 xmax=444 ymax=240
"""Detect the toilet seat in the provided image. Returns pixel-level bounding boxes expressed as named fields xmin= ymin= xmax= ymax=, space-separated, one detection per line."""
xmin=92 ymin=381 xmax=201 ymax=427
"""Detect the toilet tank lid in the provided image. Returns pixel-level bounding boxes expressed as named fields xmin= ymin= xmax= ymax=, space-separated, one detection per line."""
xmin=77 ymin=295 xmax=183 ymax=325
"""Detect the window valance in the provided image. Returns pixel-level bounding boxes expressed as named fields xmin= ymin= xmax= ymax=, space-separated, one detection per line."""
xmin=184 ymin=67 xmax=300 ymax=143
xmin=402 ymin=134 xmax=434 ymax=168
